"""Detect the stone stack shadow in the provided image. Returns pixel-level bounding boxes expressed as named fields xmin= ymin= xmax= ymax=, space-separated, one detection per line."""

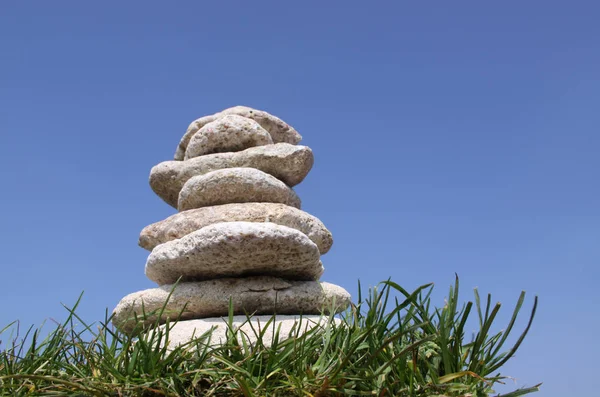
xmin=112 ymin=106 xmax=351 ymax=346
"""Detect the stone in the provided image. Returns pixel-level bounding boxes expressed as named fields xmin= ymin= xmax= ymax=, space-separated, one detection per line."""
xmin=150 ymin=144 xmax=313 ymax=208
xmin=112 ymin=276 xmax=351 ymax=333
xmin=150 ymin=315 xmax=342 ymax=349
xmin=175 ymin=115 xmax=218 ymax=162
xmin=218 ymin=106 xmax=302 ymax=145
xmin=174 ymin=106 xmax=302 ymax=161
xmin=139 ymin=203 xmax=333 ymax=254
xmin=184 ymin=115 xmax=273 ymax=160
xmin=178 ymin=168 xmax=301 ymax=211
xmin=145 ymin=222 xmax=323 ymax=285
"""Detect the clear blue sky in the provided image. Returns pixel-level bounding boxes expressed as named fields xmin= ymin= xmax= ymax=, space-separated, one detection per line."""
xmin=1 ymin=2 xmax=598 ymax=395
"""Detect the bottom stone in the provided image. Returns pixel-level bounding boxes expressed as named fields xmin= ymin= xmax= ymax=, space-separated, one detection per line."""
xmin=150 ymin=315 xmax=341 ymax=349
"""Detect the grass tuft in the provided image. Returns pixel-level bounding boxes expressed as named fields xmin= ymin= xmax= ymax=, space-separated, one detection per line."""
xmin=0 ymin=278 xmax=540 ymax=396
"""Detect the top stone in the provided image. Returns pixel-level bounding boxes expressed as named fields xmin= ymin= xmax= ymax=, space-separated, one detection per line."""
xmin=184 ymin=115 xmax=273 ymax=160
xmin=175 ymin=106 xmax=302 ymax=161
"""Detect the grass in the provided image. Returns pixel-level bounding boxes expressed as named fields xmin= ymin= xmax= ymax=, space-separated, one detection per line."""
xmin=0 ymin=276 xmax=540 ymax=396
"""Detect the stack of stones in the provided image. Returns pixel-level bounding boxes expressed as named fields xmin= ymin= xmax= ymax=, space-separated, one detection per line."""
xmin=112 ymin=106 xmax=351 ymax=347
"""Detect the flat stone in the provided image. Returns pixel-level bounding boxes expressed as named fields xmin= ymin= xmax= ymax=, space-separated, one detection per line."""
xmin=175 ymin=106 xmax=302 ymax=161
xmin=145 ymin=222 xmax=323 ymax=285
xmin=184 ymin=115 xmax=273 ymax=160
xmin=112 ymin=276 xmax=351 ymax=333
xmin=150 ymin=144 xmax=313 ymax=208
xmin=139 ymin=203 xmax=333 ymax=254
xmin=178 ymin=168 xmax=301 ymax=211
xmin=149 ymin=315 xmax=343 ymax=349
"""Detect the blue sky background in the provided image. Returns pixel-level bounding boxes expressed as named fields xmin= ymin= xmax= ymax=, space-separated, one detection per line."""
xmin=1 ymin=2 xmax=598 ymax=395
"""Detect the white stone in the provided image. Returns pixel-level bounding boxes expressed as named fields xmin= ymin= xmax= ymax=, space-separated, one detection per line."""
xmin=184 ymin=115 xmax=273 ymax=160
xmin=175 ymin=106 xmax=301 ymax=160
xmin=151 ymin=315 xmax=343 ymax=349
xmin=178 ymin=168 xmax=301 ymax=211
xmin=145 ymin=222 xmax=323 ymax=285
xmin=150 ymin=144 xmax=313 ymax=208
xmin=112 ymin=276 xmax=351 ymax=333
xmin=139 ymin=203 xmax=333 ymax=254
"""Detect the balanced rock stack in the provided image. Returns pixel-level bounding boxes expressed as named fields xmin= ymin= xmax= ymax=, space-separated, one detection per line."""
xmin=112 ymin=106 xmax=351 ymax=346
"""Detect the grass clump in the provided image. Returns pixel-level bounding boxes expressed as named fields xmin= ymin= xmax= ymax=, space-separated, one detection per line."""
xmin=0 ymin=277 xmax=540 ymax=396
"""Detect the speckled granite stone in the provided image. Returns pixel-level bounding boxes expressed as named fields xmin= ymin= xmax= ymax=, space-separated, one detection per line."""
xmin=184 ymin=115 xmax=272 ymax=159
xmin=145 ymin=222 xmax=323 ymax=285
xmin=178 ymin=168 xmax=301 ymax=211
xmin=113 ymin=277 xmax=350 ymax=333
xmin=175 ymin=106 xmax=301 ymax=160
xmin=139 ymin=203 xmax=332 ymax=254
xmin=150 ymin=315 xmax=343 ymax=349
xmin=150 ymin=144 xmax=313 ymax=207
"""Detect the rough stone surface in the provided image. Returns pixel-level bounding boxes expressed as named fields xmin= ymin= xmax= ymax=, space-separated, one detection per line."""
xmin=112 ymin=277 xmax=351 ymax=332
xmin=184 ymin=115 xmax=273 ymax=160
xmin=218 ymin=106 xmax=301 ymax=145
xmin=150 ymin=144 xmax=313 ymax=208
xmin=139 ymin=203 xmax=333 ymax=254
xmin=145 ymin=222 xmax=323 ymax=285
xmin=175 ymin=115 xmax=218 ymax=161
xmin=150 ymin=315 xmax=342 ymax=349
xmin=178 ymin=168 xmax=301 ymax=211
xmin=175 ymin=106 xmax=302 ymax=161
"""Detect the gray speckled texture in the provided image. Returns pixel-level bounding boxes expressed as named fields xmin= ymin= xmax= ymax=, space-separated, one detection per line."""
xmin=139 ymin=203 xmax=333 ymax=254
xmin=178 ymin=168 xmax=301 ymax=211
xmin=112 ymin=276 xmax=351 ymax=333
xmin=145 ymin=222 xmax=323 ymax=285
xmin=149 ymin=315 xmax=343 ymax=349
xmin=150 ymin=144 xmax=313 ymax=208
xmin=184 ymin=115 xmax=272 ymax=160
xmin=175 ymin=106 xmax=301 ymax=161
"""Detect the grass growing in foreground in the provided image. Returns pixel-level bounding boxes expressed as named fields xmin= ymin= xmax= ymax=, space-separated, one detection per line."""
xmin=0 ymin=277 xmax=540 ymax=396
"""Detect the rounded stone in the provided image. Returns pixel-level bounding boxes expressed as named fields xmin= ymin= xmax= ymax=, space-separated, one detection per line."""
xmin=184 ymin=115 xmax=273 ymax=160
xmin=178 ymin=168 xmax=301 ymax=211
xmin=112 ymin=276 xmax=351 ymax=333
xmin=150 ymin=144 xmax=313 ymax=208
xmin=149 ymin=315 xmax=344 ymax=349
xmin=175 ymin=106 xmax=302 ymax=161
xmin=145 ymin=222 xmax=323 ymax=285
xmin=139 ymin=203 xmax=333 ymax=254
